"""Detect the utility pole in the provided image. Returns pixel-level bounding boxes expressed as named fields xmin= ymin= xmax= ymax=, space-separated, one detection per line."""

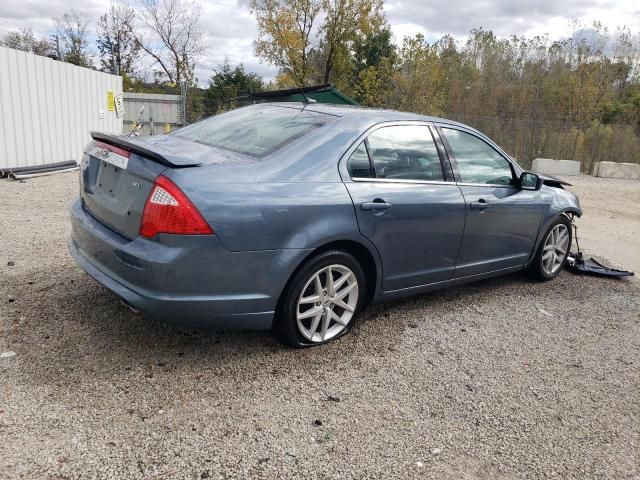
xmin=50 ymin=34 xmax=61 ymax=60
xmin=181 ymin=81 xmax=187 ymax=126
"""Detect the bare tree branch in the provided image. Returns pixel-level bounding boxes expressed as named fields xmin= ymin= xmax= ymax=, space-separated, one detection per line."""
xmin=135 ymin=0 xmax=205 ymax=85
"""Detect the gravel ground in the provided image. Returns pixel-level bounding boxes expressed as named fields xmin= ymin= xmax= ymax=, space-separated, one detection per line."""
xmin=1 ymin=172 xmax=639 ymax=479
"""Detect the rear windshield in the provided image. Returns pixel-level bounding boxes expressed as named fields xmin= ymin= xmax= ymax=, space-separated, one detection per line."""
xmin=174 ymin=105 xmax=334 ymax=157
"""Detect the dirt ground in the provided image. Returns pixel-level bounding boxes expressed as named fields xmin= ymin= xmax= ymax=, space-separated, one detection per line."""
xmin=0 ymin=172 xmax=639 ymax=479
xmin=565 ymin=175 xmax=640 ymax=277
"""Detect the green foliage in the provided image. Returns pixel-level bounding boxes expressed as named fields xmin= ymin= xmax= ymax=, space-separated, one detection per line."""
xmin=201 ymin=59 xmax=264 ymax=116
xmin=319 ymin=0 xmax=385 ymax=84
xmin=251 ymin=0 xmax=322 ymax=86
xmin=251 ymin=0 xmax=385 ymax=87
xmin=380 ymin=24 xmax=640 ymax=168
xmin=349 ymin=26 xmax=397 ymax=104
xmin=207 ymin=59 xmax=263 ymax=100
xmin=385 ymin=34 xmax=446 ymax=115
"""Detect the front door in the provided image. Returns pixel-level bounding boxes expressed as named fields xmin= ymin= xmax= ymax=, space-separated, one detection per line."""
xmin=343 ymin=124 xmax=466 ymax=291
xmin=438 ymin=126 xmax=543 ymax=278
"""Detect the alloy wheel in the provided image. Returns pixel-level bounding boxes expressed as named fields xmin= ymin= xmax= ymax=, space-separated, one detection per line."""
xmin=542 ymin=224 xmax=570 ymax=275
xmin=296 ymin=264 xmax=359 ymax=343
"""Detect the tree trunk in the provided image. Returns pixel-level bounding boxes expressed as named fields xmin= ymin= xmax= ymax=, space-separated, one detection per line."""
xmin=323 ymin=45 xmax=334 ymax=84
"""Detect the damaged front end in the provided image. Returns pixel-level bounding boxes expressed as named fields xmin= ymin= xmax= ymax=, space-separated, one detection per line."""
xmin=564 ymin=215 xmax=634 ymax=278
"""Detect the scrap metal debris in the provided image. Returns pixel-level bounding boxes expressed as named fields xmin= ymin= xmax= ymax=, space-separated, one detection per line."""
xmin=566 ymin=252 xmax=634 ymax=277
xmin=565 ymin=219 xmax=634 ymax=278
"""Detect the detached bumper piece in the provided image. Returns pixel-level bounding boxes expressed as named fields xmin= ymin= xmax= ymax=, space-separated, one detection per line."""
xmin=566 ymin=252 xmax=634 ymax=278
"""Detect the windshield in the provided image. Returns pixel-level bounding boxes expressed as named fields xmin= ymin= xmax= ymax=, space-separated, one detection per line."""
xmin=174 ymin=105 xmax=334 ymax=157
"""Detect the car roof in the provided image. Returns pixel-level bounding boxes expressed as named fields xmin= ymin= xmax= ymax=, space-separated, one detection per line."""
xmin=255 ymin=102 xmax=520 ymax=174
xmin=259 ymin=101 xmax=473 ymax=130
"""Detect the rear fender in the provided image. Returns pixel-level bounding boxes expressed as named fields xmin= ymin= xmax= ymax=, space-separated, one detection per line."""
xmin=162 ymin=173 xmax=385 ymax=298
xmin=166 ymin=176 xmax=362 ymax=252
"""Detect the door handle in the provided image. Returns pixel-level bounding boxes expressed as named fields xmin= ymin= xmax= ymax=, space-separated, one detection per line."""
xmin=361 ymin=200 xmax=392 ymax=211
xmin=470 ymin=199 xmax=490 ymax=210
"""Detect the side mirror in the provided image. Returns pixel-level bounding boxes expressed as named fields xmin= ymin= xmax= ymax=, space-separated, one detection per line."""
xmin=520 ymin=171 xmax=542 ymax=191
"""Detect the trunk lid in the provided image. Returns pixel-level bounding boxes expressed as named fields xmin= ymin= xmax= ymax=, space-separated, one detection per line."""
xmin=80 ymin=139 xmax=168 ymax=239
xmin=80 ymin=132 xmax=257 ymax=239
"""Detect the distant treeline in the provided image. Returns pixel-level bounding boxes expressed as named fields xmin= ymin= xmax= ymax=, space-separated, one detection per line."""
xmin=2 ymin=0 xmax=638 ymax=168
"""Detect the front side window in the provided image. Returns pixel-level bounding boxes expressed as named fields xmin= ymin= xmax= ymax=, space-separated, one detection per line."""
xmin=442 ymin=128 xmax=513 ymax=185
xmin=174 ymin=105 xmax=333 ymax=157
xmin=366 ymin=126 xmax=444 ymax=181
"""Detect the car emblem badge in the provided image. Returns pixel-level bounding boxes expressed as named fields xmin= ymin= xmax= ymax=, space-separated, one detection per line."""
xmin=95 ymin=147 xmax=111 ymax=159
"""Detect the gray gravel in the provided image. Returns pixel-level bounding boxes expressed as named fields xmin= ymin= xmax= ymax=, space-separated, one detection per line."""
xmin=1 ymin=172 xmax=639 ymax=479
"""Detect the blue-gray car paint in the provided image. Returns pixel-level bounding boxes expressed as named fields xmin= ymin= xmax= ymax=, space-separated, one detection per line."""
xmin=69 ymin=103 xmax=582 ymax=329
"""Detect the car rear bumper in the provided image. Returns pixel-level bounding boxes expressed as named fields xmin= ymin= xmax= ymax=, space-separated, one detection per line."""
xmin=69 ymin=199 xmax=312 ymax=329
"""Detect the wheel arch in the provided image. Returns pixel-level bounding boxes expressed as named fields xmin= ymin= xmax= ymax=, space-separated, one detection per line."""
xmin=560 ymin=207 xmax=581 ymax=218
xmin=527 ymin=211 xmax=574 ymax=267
xmin=275 ymin=238 xmax=382 ymax=320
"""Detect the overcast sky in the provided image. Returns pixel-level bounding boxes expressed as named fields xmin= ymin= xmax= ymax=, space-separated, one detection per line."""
xmin=1 ymin=0 xmax=638 ymax=84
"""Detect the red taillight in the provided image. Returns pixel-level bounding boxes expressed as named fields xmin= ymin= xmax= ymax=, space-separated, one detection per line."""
xmin=140 ymin=175 xmax=213 ymax=238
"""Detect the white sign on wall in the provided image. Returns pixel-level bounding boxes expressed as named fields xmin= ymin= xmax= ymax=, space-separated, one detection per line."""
xmin=114 ymin=94 xmax=125 ymax=118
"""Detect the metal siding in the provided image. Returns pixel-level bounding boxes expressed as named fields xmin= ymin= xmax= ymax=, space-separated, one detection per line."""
xmin=0 ymin=46 xmax=123 ymax=169
xmin=122 ymin=92 xmax=182 ymax=135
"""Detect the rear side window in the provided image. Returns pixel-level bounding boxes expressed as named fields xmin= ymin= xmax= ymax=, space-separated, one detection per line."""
xmin=347 ymin=142 xmax=373 ymax=178
xmin=442 ymin=128 xmax=513 ymax=185
xmin=174 ymin=105 xmax=333 ymax=157
xmin=366 ymin=126 xmax=444 ymax=181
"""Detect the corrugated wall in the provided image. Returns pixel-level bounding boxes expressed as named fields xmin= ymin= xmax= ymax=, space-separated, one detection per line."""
xmin=123 ymin=93 xmax=182 ymax=136
xmin=0 ymin=46 xmax=123 ymax=169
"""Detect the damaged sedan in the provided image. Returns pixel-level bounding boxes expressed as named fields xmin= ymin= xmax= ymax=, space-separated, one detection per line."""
xmin=69 ymin=103 xmax=582 ymax=346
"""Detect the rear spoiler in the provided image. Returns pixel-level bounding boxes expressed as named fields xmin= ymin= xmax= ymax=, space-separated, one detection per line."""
xmin=90 ymin=132 xmax=201 ymax=168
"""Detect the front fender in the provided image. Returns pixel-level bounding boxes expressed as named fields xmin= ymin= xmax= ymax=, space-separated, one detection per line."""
xmin=529 ymin=186 xmax=582 ymax=263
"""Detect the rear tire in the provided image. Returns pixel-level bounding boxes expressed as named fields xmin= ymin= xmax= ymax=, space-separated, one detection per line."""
xmin=274 ymin=250 xmax=366 ymax=347
xmin=529 ymin=215 xmax=572 ymax=281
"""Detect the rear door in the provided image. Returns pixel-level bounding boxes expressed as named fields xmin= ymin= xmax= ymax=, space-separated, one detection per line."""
xmin=437 ymin=125 xmax=543 ymax=277
xmin=342 ymin=123 xmax=466 ymax=291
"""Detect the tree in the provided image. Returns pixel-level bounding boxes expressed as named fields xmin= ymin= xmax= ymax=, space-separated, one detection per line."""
xmin=136 ymin=0 xmax=205 ymax=85
xmin=0 ymin=28 xmax=51 ymax=56
xmin=320 ymin=0 xmax=384 ymax=84
xmin=251 ymin=0 xmax=387 ymax=87
xmin=56 ymin=10 xmax=94 ymax=67
xmin=248 ymin=8 xmax=640 ymax=167
xmin=251 ymin=0 xmax=322 ymax=86
xmin=96 ymin=1 xmax=139 ymax=75
xmin=350 ymin=25 xmax=397 ymax=104
xmin=386 ymin=34 xmax=446 ymax=115
xmin=207 ymin=59 xmax=263 ymax=100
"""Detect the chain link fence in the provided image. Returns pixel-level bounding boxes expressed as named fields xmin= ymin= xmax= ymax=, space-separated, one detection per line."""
xmin=448 ymin=111 xmax=639 ymax=172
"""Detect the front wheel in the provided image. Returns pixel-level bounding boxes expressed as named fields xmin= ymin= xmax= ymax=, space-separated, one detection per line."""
xmin=529 ymin=216 xmax=572 ymax=281
xmin=274 ymin=250 xmax=366 ymax=347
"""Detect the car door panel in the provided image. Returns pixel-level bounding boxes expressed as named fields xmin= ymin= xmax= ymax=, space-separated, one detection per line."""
xmin=437 ymin=125 xmax=543 ymax=278
xmin=455 ymin=185 xmax=542 ymax=277
xmin=341 ymin=124 xmax=468 ymax=291
xmin=346 ymin=181 xmax=466 ymax=290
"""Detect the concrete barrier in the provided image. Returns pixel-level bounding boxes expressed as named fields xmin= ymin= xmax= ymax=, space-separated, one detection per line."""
xmin=593 ymin=162 xmax=640 ymax=180
xmin=531 ymin=158 xmax=581 ymax=176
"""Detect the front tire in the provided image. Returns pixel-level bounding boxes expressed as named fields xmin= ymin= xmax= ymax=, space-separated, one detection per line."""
xmin=529 ymin=216 xmax=572 ymax=281
xmin=274 ymin=250 xmax=366 ymax=347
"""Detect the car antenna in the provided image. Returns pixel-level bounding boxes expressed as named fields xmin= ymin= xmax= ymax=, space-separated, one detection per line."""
xmin=299 ymin=86 xmax=316 ymax=104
